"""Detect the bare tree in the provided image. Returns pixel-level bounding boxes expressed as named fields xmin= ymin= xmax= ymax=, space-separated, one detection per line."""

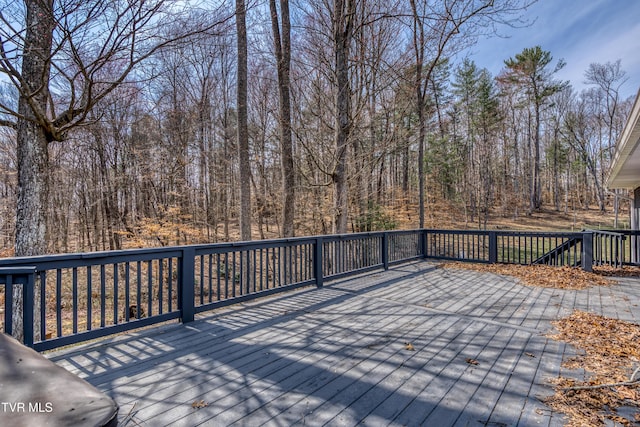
xmin=585 ymin=60 xmax=628 ymax=219
xmin=236 ymin=0 xmax=252 ymax=240
xmin=564 ymin=90 xmax=607 ymax=211
xmin=269 ymin=0 xmax=295 ymax=237
xmin=1 ymin=1 xmax=230 ymax=252
xmin=0 ymin=0 xmax=230 ymax=341
xmin=332 ymin=0 xmax=356 ymax=234
xmin=504 ymin=46 xmax=568 ymax=212
xmin=585 ymin=60 xmax=627 ymax=159
xmin=406 ymin=0 xmax=533 ymax=227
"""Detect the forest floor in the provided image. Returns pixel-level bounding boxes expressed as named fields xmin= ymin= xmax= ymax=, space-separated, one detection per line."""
xmin=0 ymin=201 xmax=626 ymax=256
xmin=392 ymin=199 xmax=625 ymax=232
xmin=486 ymin=208 xmax=623 ymax=231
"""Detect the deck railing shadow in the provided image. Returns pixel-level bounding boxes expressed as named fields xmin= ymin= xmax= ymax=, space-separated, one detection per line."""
xmin=50 ymin=263 xmax=556 ymax=426
xmin=49 ymin=262 xmax=435 ymax=373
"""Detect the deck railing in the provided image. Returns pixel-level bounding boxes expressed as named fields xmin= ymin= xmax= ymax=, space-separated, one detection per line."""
xmin=0 ymin=267 xmax=35 ymax=347
xmin=595 ymin=230 xmax=640 ymax=267
xmin=423 ymin=229 xmax=589 ymax=267
xmin=0 ymin=228 xmax=636 ymax=351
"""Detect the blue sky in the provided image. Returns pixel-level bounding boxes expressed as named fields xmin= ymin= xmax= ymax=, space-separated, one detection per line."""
xmin=462 ymin=0 xmax=640 ymax=100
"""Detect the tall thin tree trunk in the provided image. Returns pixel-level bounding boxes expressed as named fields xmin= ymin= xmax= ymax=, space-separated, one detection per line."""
xmin=410 ymin=0 xmax=426 ymax=229
xmin=332 ymin=0 xmax=353 ymax=234
xmin=533 ymin=102 xmax=542 ymax=209
xmin=417 ymin=99 xmax=426 ymax=228
xmin=236 ymin=0 xmax=251 ymax=240
xmin=402 ymin=133 xmax=410 ymax=197
xmin=552 ymin=128 xmax=560 ymax=211
xmin=13 ymin=0 xmax=55 ymax=342
xmin=269 ymin=0 xmax=295 ymax=237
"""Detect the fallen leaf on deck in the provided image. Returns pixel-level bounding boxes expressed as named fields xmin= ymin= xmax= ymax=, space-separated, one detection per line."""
xmin=191 ymin=400 xmax=208 ymax=409
xmin=442 ymin=262 xmax=615 ymax=290
xmin=466 ymin=358 xmax=479 ymax=365
xmin=545 ymin=311 xmax=640 ymax=426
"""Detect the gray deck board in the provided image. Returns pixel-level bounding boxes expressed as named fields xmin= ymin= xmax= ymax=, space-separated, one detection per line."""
xmin=46 ymin=260 xmax=640 ymax=426
xmin=146 ymin=303 xmax=420 ymax=426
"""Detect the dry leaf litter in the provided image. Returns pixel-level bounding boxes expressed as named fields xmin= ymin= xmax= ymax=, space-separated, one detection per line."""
xmin=547 ymin=311 xmax=640 ymax=426
xmin=442 ymin=262 xmax=614 ymax=289
xmin=442 ymin=262 xmax=640 ymax=426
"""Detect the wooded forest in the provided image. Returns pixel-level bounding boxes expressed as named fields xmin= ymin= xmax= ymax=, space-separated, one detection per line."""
xmin=0 ymin=0 xmax=634 ymax=257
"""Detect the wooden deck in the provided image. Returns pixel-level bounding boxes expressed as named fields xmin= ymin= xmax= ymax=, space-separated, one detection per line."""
xmin=48 ymin=261 xmax=640 ymax=426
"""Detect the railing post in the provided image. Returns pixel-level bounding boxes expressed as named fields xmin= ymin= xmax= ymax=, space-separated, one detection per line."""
xmin=314 ymin=237 xmax=323 ymax=288
xmin=421 ymin=230 xmax=428 ymax=259
xmin=582 ymin=231 xmax=593 ymax=272
xmin=179 ymin=247 xmax=196 ymax=323
xmin=22 ymin=271 xmax=34 ymax=347
xmin=382 ymin=233 xmax=389 ymax=270
xmin=488 ymin=232 xmax=498 ymax=264
xmin=0 ymin=267 xmax=36 ymax=347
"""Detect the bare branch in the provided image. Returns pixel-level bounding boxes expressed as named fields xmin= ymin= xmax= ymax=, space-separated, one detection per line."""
xmin=0 ymin=118 xmax=16 ymax=128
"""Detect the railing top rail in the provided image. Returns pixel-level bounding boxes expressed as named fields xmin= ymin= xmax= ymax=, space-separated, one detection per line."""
xmin=0 ymin=228 xmax=603 ymax=270
xmin=424 ymin=229 xmax=585 ymax=237
xmin=383 ymin=229 xmax=422 ymax=235
xmin=422 ymin=229 xmax=490 ymax=235
xmin=596 ymin=229 xmax=640 ymax=236
xmin=600 ymin=229 xmax=640 ymax=236
xmin=495 ymin=230 xmax=584 ymax=237
xmin=0 ymin=247 xmax=182 ymax=264
xmin=0 ymin=248 xmax=186 ymax=269
xmin=0 ymin=266 xmax=36 ymax=285
xmin=591 ymin=229 xmax=628 ymax=237
xmin=0 ymin=231 xmax=395 ymax=268
xmin=0 ymin=266 xmax=37 ymax=274
xmin=321 ymin=232 xmax=386 ymax=242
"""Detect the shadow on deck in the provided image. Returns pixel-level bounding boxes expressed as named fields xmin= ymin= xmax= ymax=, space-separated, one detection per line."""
xmin=48 ymin=260 xmax=640 ymax=426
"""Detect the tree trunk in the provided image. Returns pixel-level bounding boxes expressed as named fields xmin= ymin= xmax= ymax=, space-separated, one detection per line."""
xmin=417 ymin=98 xmax=426 ymax=229
xmin=552 ymin=128 xmax=560 ymax=212
xmin=13 ymin=0 xmax=55 ymax=342
xmin=16 ymin=126 xmax=49 ymax=257
xmin=402 ymin=135 xmax=410 ymax=197
xmin=410 ymin=0 xmax=426 ymax=229
xmin=332 ymin=0 xmax=353 ymax=234
xmin=236 ymin=0 xmax=252 ymax=240
xmin=533 ymin=102 xmax=542 ymax=210
xmin=269 ymin=0 xmax=295 ymax=238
